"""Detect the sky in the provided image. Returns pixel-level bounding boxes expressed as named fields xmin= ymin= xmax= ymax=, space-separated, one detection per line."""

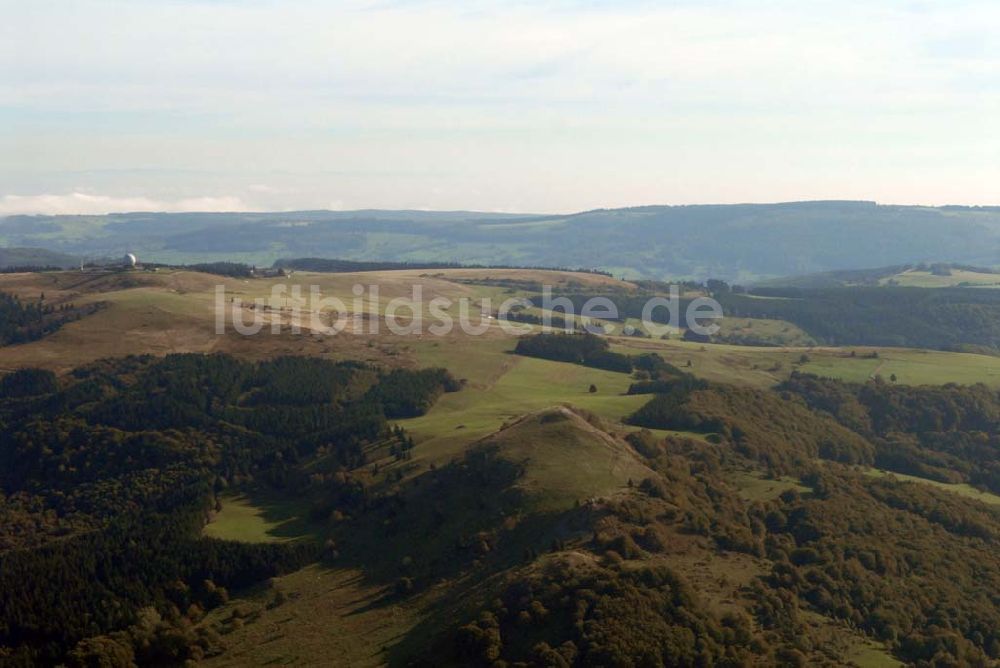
xmin=1 ymin=0 xmax=998 ymax=215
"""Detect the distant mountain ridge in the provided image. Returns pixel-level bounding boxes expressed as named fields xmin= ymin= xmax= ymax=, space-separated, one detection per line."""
xmin=3 ymin=201 xmax=999 ymax=281
xmin=0 ymin=247 xmax=79 ymax=270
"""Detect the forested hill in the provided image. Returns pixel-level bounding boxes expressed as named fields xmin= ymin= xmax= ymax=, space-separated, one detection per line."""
xmin=4 ymin=201 xmax=1000 ymax=280
xmin=0 ymin=354 xmax=459 ymax=665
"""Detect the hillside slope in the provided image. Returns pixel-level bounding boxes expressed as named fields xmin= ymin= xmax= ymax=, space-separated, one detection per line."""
xmin=472 ymin=406 xmax=654 ymax=511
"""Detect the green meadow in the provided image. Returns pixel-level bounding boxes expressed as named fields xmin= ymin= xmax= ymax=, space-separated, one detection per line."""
xmin=203 ymin=493 xmax=318 ymax=543
xmin=398 ymin=336 xmax=651 ymax=462
xmin=800 ymin=348 xmax=1000 ymax=386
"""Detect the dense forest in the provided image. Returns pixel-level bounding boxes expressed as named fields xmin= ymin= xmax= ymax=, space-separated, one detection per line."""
xmin=779 ymin=372 xmax=1000 ymax=492
xmin=626 ymin=380 xmax=875 ymax=473
xmin=718 ymin=287 xmax=1000 ymax=351
xmin=0 ymin=354 xmax=458 ymax=665
xmin=538 ymin=373 xmax=1000 ymax=665
xmin=9 ymin=338 xmax=1000 ymax=664
xmin=623 ymin=368 xmax=1000 ymax=493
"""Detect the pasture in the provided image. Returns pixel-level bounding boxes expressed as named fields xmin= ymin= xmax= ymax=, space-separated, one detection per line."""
xmin=202 ymin=493 xmax=318 ymax=543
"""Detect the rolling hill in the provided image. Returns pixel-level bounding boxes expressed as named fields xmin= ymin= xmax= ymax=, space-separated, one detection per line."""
xmin=4 ymin=201 xmax=1000 ymax=281
xmin=8 ymin=266 xmax=1000 ymax=664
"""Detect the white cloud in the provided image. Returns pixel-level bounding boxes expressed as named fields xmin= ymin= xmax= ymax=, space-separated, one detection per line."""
xmin=0 ymin=192 xmax=251 ymax=216
xmin=1 ymin=0 xmax=998 ymax=209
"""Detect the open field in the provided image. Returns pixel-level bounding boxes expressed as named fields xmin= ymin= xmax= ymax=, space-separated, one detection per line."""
xmin=883 ymin=268 xmax=1000 ymax=288
xmin=0 ymin=268 xmax=533 ymax=371
xmin=714 ymin=316 xmax=816 ymax=347
xmin=608 ymin=336 xmax=1000 ymax=387
xmin=728 ymin=470 xmax=812 ymax=501
xmin=201 ymin=565 xmax=431 ymax=668
xmin=799 ymin=348 xmax=1000 ymax=386
xmin=203 ymin=493 xmax=319 ymax=543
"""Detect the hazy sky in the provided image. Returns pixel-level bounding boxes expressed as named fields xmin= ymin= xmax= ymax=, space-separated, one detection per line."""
xmin=1 ymin=0 xmax=998 ymax=214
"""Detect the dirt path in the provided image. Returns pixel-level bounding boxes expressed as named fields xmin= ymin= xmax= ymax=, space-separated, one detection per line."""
xmin=870 ymin=359 xmax=887 ymax=379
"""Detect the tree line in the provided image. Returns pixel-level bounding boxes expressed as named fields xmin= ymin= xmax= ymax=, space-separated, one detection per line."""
xmin=719 ymin=287 xmax=1000 ymax=351
xmin=0 ymin=292 xmax=98 ymax=346
xmin=513 ymin=332 xmax=633 ymax=373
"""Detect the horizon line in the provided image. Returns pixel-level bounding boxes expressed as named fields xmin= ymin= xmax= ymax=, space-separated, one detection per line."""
xmin=4 ymin=199 xmax=1000 ymax=219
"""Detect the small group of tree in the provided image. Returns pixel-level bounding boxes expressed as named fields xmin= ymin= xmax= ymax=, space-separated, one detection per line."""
xmin=513 ymin=332 xmax=632 ymax=373
xmin=0 ymin=291 xmax=98 ymax=346
xmin=389 ymin=425 xmax=416 ymax=460
xmin=183 ymin=261 xmax=254 ymax=277
xmin=500 ymin=307 xmax=580 ymax=332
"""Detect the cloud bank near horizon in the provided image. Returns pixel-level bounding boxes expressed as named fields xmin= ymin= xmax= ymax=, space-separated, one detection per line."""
xmin=0 ymin=192 xmax=252 ymax=217
xmin=2 ymin=0 xmax=998 ymax=214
